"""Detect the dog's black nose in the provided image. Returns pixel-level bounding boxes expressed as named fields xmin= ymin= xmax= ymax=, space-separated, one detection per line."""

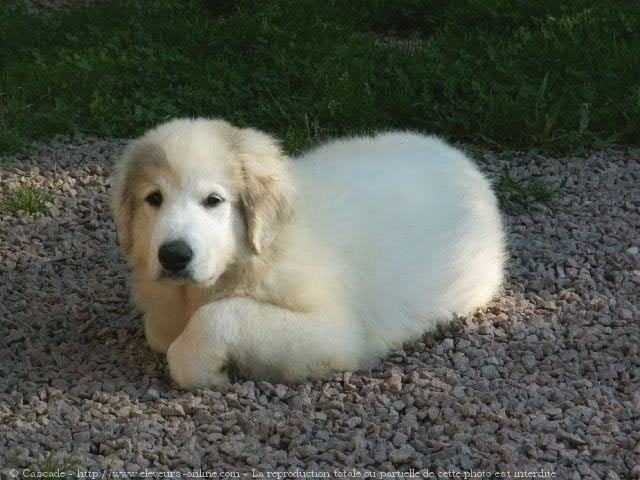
xmin=158 ymin=240 xmax=193 ymax=273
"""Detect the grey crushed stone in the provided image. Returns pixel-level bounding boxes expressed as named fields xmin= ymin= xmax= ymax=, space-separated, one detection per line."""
xmin=0 ymin=136 xmax=639 ymax=477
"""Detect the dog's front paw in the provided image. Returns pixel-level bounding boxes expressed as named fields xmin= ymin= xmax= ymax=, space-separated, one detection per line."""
xmin=166 ymin=328 xmax=230 ymax=389
xmin=145 ymin=321 xmax=172 ymax=354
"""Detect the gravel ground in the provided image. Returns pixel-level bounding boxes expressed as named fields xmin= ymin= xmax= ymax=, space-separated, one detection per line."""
xmin=0 ymin=136 xmax=638 ymax=478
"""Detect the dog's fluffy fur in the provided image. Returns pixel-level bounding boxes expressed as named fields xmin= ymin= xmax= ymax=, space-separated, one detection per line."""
xmin=111 ymin=118 xmax=505 ymax=389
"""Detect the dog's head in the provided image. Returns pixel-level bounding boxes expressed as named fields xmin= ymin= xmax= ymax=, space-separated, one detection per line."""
xmin=111 ymin=118 xmax=294 ymax=286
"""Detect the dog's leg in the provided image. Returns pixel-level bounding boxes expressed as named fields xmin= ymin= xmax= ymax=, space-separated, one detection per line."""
xmin=165 ymin=301 xmax=235 ymax=388
xmin=166 ymin=297 xmax=363 ymax=388
xmin=144 ymin=312 xmax=188 ymax=354
xmin=138 ymin=284 xmax=189 ymax=353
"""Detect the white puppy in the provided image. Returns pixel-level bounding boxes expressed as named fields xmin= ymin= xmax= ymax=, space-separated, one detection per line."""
xmin=111 ymin=118 xmax=505 ymax=389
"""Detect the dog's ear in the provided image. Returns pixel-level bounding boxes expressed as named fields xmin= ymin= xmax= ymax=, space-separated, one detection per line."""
xmin=111 ymin=141 xmax=168 ymax=256
xmin=235 ymin=128 xmax=294 ymax=255
xmin=111 ymin=162 xmax=133 ymax=256
xmin=111 ymin=143 xmax=139 ymax=256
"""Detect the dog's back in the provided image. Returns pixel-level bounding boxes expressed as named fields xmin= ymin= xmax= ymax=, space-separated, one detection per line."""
xmin=291 ymin=132 xmax=505 ymax=357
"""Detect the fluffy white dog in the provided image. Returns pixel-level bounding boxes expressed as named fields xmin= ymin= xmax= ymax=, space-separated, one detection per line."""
xmin=111 ymin=118 xmax=505 ymax=389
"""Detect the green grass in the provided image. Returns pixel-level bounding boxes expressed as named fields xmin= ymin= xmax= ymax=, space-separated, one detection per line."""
xmin=495 ymin=165 xmax=562 ymax=214
xmin=41 ymin=453 xmax=78 ymax=474
xmin=1 ymin=182 xmax=50 ymax=213
xmin=1 ymin=0 xmax=639 ymax=156
xmin=464 ymin=146 xmax=564 ymax=213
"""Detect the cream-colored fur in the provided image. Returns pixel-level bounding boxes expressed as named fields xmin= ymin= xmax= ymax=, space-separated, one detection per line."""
xmin=111 ymin=118 xmax=505 ymax=389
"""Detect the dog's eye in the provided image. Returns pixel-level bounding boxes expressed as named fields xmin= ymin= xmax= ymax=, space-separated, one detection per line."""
xmin=203 ymin=194 xmax=224 ymax=208
xmin=145 ymin=191 xmax=163 ymax=207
